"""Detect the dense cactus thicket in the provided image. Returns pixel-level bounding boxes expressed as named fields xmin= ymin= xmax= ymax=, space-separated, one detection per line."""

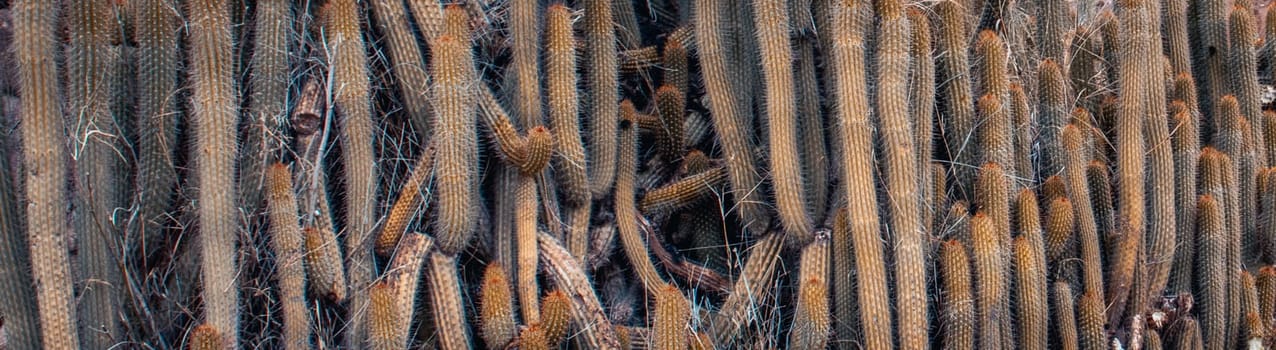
xmin=15 ymin=0 xmax=1276 ymax=349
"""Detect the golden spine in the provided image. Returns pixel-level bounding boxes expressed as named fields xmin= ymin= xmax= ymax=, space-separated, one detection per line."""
xmin=1038 ymin=59 xmax=1070 ymax=177
xmin=516 ymin=175 xmax=541 ymax=322
xmin=1053 ymin=282 xmax=1080 ymax=350
xmin=1230 ymin=6 xmax=1266 ymax=164
xmin=795 ymin=38 xmax=829 ymax=222
xmin=640 ymin=167 xmax=728 ymax=215
xmin=1045 ymin=197 xmax=1078 ymax=282
xmin=1169 ymin=99 xmax=1200 ymax=293
xmin=537 ymin=232 xmax=621 ymax=348
xmin=908 ymin=8 xmax=935 ymax=232
xmin=615 ymin=115 xmax=665 ymax=291
xmin=936 ymin=0 xmax=978 ymax=197
xmin=1015 ymin=235 xmax=1048 ymax=350
xmin=367 ymin=281 xmax=399 ymax=350
xmin=510 ymin=0 xmax=542 ymax=128
xmin=971 ymin=212 xmax=1006 ymax=350
xmin=1077 ymin=291 xmax=1107 ymax=350
xmin=189 ymin=324 xmax=225 ymax=350
xmin=1196 ymin=194 xmax=1228 ymax=350
xmin=541 ymin=290 xmax=572 ymax=347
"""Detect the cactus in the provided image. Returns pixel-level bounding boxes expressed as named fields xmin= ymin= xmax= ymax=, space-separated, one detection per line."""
xmin=755 ymin=0 xmax=814 ymax=242
xmin=428 ymin=252 xmax=472 ymax=350
xmin=971 ymin=212 xmax=1006 ymax=350
xmin=694 ymin=0 xmax=769 ymax=235
xmin=545 ymin=3 xmax=592 ymax=259
xmin=710 ymin=231 xmax=786 ymax=345
xmin=367 ymin=281 xmax=399 ymax=350
xmin=1141 ymin=28 xmax=1178 ymax=320
xmin=653 ymin=284 xmax=690 ymax=350
xmin=827 ymin=0 xmax=892 ymax=346
xmin=239 ymin=0 xmax=292 ymax=215
xmin=655 ymin=85 xmax=687 ymax=162
xmin=1010 ymin=84 xmax=1035 ymax=185
xmin=325 ymin=1 xmax=379 ymax=345
xmin=376 ymin=146 xmax=436 ymax=256
xmin=1052 ymin=282 xmax=1080 ymax=350
xmin=908 ymin=7 xmax=935 ymax=231
xmin=1192 ymin=0 xmax=1230 ymax=116
xmin=788 ymin=235 xmax=830 ymax=350
xmin=1258 ymin=266 xmax=1276 ymax=330
xmin=1037 ymin=0 xmax=1070 ymax=64
xmin=0 ymin=90 xmax=36 ymax=349
xmin=266 ymin=163 xmax=310 ymax=350
xmin=515 ymin=175 xmax=542 ymax=322
xmin=1086 ymin=162 xmax=1115 ymax=247
xmin=537 ymin=231 xmax=621 ymax=348
xmin=664 ymin=34 xmax=690 ymax=96
xmin=1230 ymin=6 xmax=1266 ymax=165
xmin=509 ymin=0 xmax=542 ymax=129
xmin=935 ymin=0 xmax=978 ymax=199
xmin=67 ymin=0 xmax=125 ymax=346
xmin=614 ymin=115 xmax=665 ymax=292
xmin=479 ymin=263 xmax=517 ymax=350
xmin=873 ymin=3 xmax=928 ymax=346
xmin=518 ymin=325 xmax=550 ymax=350
xmin=132 ymin=0 xmax=181 ymax=256
xmin=1169 ymin=99 xmax=1200 ymax=293
xmin=1062 ymin=124 xmax=1105 ymax=298
xmin=584 ymin=0 xmax=619 ymax=197
xmin=640 ymin=166 xmax=728 ymax=215
xmin=1165 ymin=0 xmax=1191 ymax=74
xmin=1195 ymin=194 xmax=1227 ymax=350
xmin=1077 ymin=291 xmax=1107 ymax=350
xmin=304 ymin=226 xmax=348 ymax=302
xmin=1015 ymin=235 xmax=1048 ymax=350
xmin=795 ymin=37 xmax=829 ymax=223
xmin=1038 ymin=59 xmax=1070 ymax=178
xmin=187 ymin=0 xmax=242 ymax=345
xmin=431 ymin=32 xmax=478 ymax=256
xmin=369 ymin=0 xmax=431 ymax=140
xmin=1045 ymin=196 xmax=1078 ymax=282
xmin=381 ymin=232 xmax=433 ymax=348
xmin=404 ymin=0 xmax=443 ymax=43
xmin=939 ymin=240 xmax=974 ymax=350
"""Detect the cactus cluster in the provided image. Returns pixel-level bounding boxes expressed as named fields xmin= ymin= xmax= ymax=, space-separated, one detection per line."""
xmin=14 ymin=0 xmax=1276 ymax=349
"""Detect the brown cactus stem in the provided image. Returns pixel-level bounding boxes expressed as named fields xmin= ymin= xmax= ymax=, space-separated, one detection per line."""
xmin=367 ymin=281 xmax=400 ymax=350
xmin=663 ymin=34 xmax=690 ymax=96
xmin=304 ymin=226 xmax=348 ymax=302
xmin=755 ymin=0 xmax=814 ymax=242
xmin=1038 ymin=0 xmax=1071 ymax=64
xmin=1038 ymin=59 xmax=1070 ymax=178
xmin=239 ymin=0 xmax=292 ymax=215
xmin=266 ymin=164 xmax=311 ymax=350
xmin=1016 ymin=234 xmax=1049 ymax=350
xmin=1086 ymin=162 xmax=1115 ymax=247
xmin=405 ymin=0 xmax=443 ymax=43
xmin=614 ymin=116 xmax=665 ymax=293
xmin=584 ymin=0 xmax=619 ymax=197
xmin=711 ymin=231 xmax=786 ymax=345
xmin=908 ymin=7 xmax=935 ymax=231
xmin=655 ymin=85 xmax=687 ymax=162
xmin=875 ymin=3 xmax=926 ymax=346
xmin=427 ymin=252 xmax=472 ymax=350
xmin=1077 ymin=290 xmax=1108 ymax=350
xmin=1196 ymin=194 xmax=1228 ymax=350
xmin=376 ymin=146 xmax=435 ymax=257
xmin=515 ymin=174 xmax=542 ymax=323
xmin=796 ymin=37 xmax=829 ymax=223
xmin=1231 ymin=6 xmax=1267 ymax=165
xmin=1045 ymin=196 xmax=1078 ymax=283
xmin=189 ymin=324 xmax=225 ymax=350
xmin=1192 ymin=0 xmax=1230 ymax=117
xmin=694 ymin=0 xmax=769 ymax=235
xmin=369 ymin=0 xmax=431 ymax=140
xmin=1169 ymin=100 xmax=1200 ymax=293
xmin=132 ymin=0 xmax=181 ymax=258
xmin=1140 ymin=81 xmax=1178 ymax=323
xmin=537 ymin=232 xmax=621 ymax=349
xmin=1165 ymin=0 xmax=1191 ymax=74
xmin=935 ymin=0 xmax=978 ymax=200
xmin=1053 ymin=282 xmax=1080 ymax=350
xmin=971 ymin=212 xmax=1006 ymax=350
xmin=939 ymin=240 xmax=975 ymax=350
xmin=640 ymin=167 xmax=728 ymax=216
xmin=789 ymin=235 xmax=830 ymax=350
xmin=653 ymin=284 xmax=691 ymax=350
xmin=509 ymin=0 xmax=542 ymax=129
xmin=188 ymin=0 xmax=241 ymax=345
xmin=67 ymin=0 xmax=125 ymax=346
xmin=1063 ymin=124 xmax=1105 ymax=298
xmin=540 ymin=290 xmax=572 ymax=347
xmin=827 ymin=0 xmax=891 ymax=346
xmin=0 ymin=94 xmax=36 ymax=349
xmin=1258 ymin=266 xmax=1276 ymax=331
xmin=1010 ymin=84 xmax=1034 ymax=185
xmin=479 ymin=263 xmax=516 ymax=350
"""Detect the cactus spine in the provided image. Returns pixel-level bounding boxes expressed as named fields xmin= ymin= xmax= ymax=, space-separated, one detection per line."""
xmin=971 ymin=212 xmax=1006 ymax=350
xmin=655 ymin=85 xmax=687 ymax=163
xmin=694 ymin=0 xmax=769 ymax=235
xmin=304 ymin=226 xmax=348 ymax=302
xmin=1015 ymin=235 xmax=1048 ymax=350
xmin=1038 ymin=59 xmax=1070 ymax=178
xmin=510 ymin=0 xmax=542 ymax=129
xmin=516 ymin=175 xmax=542 ymax=322
xmin=615 ymin=114 xmax=665 ymax=292
xmin=367 ymin=280 xmax=399 ymax=350
xmin=1077 ymin=291 xmax=1107 ymax=350
xmin=789 ymin=235 xmax=830 ymax=350
xmin=428 ymin=252 xmax=472 ymax=350
xmin=1196 ymin=194 xmax=1228 ymax=350
xmin=537 ymin=231 xmax=621 ymax=348
xmin=640 ymin=167 xmax=728 ymax=215
xmin=1053 ymin=282 xmax=1080 ymax=350
xmin=908 ymin=8 xmax=935 ymax=232
xmin=189 ymin=324 xmax=225 ymax=350
xmin=1230 ymin=6 xmax=1266 ymax=164
xmin=376 ymin=146 xmax=436 ymax=256
xmin=544 ymin=4 xmax=592 ymax=259
xmin=1169 ymin=98 xmax=1201 ymax=293
xmin=936 ymin=0 xmax=978 ymax=198
xmin=266 ymin=164 xmax=310 ymax=350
